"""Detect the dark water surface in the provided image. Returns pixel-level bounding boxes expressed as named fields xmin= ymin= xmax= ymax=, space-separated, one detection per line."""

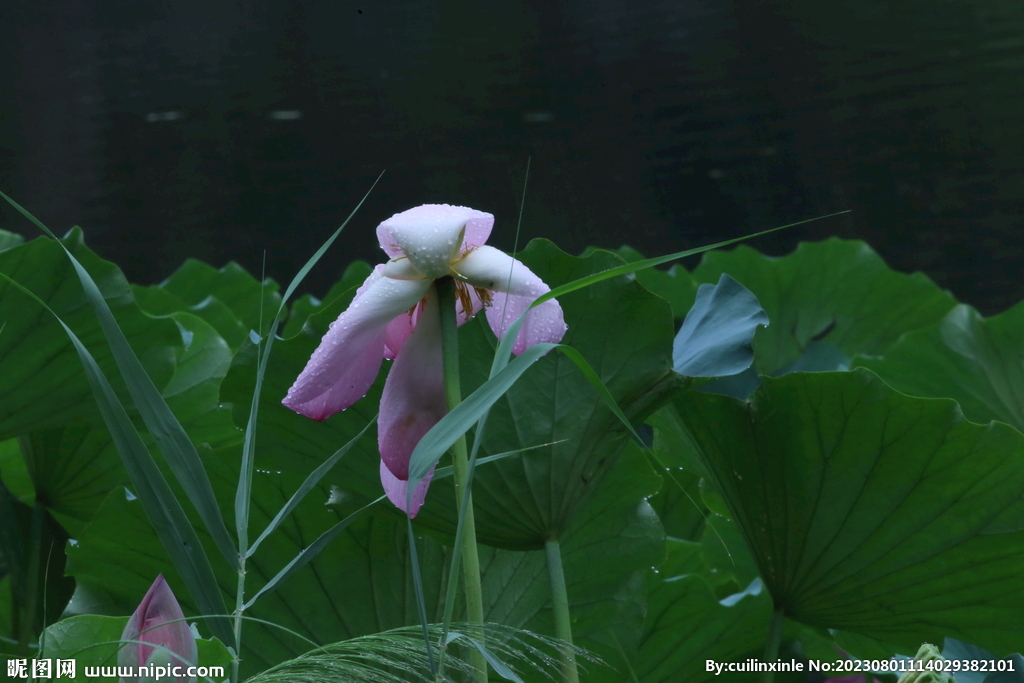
xmin=2 ymin=0 xmax=1022 ymax=313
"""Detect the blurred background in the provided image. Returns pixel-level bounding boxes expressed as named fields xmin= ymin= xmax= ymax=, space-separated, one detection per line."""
xmin=1 ymin=0 xmax=1021 ymax=313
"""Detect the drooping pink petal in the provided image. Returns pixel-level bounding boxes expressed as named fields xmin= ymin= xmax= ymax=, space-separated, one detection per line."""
xmin=282 ymin=269 xmax=430 ymax=421
xmin=378 ymin=286 xmax=447 ymax=514
xmin=376 ymin=204 xmax=494 ymax=260
xmin=119 ymin=575 xmax=197 ymax=683
xmin=489 ymin=294 xmax=567 ymax=355
xmin=454 ymin=245 xmax=567 ymax=354
xmin=380 ymin=460 xmax=436 ymax=517
xmin=384 ymin=308 xmax=417 ymax=359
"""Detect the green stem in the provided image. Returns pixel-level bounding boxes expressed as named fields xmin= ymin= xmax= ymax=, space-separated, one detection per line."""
xmin=231 ymin=333 xmax=262 ymax=683
xmin=436 ymin=278 xmax=487 ymax=683
xmin=231 ymin=558 xmax=245 ymax=683
xmin=545 ymin=537 xmax=579 ymax=683
xmin=761 ymin=608 xmax=786 ymax=683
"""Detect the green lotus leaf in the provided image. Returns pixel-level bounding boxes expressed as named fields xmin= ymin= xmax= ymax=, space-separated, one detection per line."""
xmin=0 ymin=229 xmax=24 ymax=252
xmin=669 ymin=368 xmax=1024 ymax=654
xmin=14 ymin=312 xmax=238 ymax=527
xmin=0 ymin=228 xmax=179 ymax=439
xmin=39 ymin=614 xmax=123 ymax=668
xmin=856 ymin=302 xmax=1024 ymax=433
xmin=479 ymin=443 xmax=665 ymax=682
xmin=133 ymin=258 xmax=281 ymax=351
xmin=691 ymin=238 xmax=957 ymax=375
xmin=672 ymin=274 xmax=768 ymax=378
xmin=633 ymin=539 xmax=772 ymax=682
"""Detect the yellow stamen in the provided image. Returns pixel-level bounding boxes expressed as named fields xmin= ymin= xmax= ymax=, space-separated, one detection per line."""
xmin=452 ymin=280 xmax=492 ymax=318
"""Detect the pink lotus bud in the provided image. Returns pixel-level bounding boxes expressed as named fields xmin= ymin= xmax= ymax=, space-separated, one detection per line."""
xmin=118 ymin=575 xmax=198 ymax=683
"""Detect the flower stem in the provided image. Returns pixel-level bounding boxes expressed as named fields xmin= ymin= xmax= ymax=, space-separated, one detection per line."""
xmin=545 ymin=537 xmax=580 ymax=683
xmin=761 ymin=608 xmax=786 ymax=683
xmin=436 ymin=278 xmax=487 ymax=683
xmin=231 ymin=560 xmax=245 ymax=683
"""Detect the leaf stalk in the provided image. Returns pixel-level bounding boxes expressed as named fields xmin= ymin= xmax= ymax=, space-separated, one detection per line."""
xmin=545 ymin=536 xmax=580 ymax=683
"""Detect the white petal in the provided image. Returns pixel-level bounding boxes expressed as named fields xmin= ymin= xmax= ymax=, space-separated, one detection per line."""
xmin=381 ymin=257 xmax=426 ymax=281
xmin=452 ymin=246 xmax=546 ymax=297
xmin=454 ymin=246 xmax=567 ymax=354
xmin=376 ymin=204 xmax=494 ymax=277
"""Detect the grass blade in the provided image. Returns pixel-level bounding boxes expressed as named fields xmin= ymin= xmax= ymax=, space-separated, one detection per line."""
xmin=432 ymin=441 xmax=567 ymax=480
xmin=554 ymin=345 xmax=646 ymax=444
xmin=0 ymin=191 xmax=238 ymax=569
xmin=235 ymin=172 xmax=384 ymax=556
xmin=241 ymin=496 xmax=384 ymax=610
xmin=246 ymin=416 xmax=377 ymax=558
xmin=446 ymin=632 xmax=524 ymax=683
xmin=406 ymin=517 xmax=437 ymax=676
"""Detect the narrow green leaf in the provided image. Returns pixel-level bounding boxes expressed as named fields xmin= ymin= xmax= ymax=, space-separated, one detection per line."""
xmin=555 ymin=345 xmax=647 ymax=445
xmin=0 ymin=191 xmax=237 ymax=570
xmin=247 ymin=416 xmax=377 ymax=558
xmin=446 ymin=632 xmax=524 ymax=683
xmin=0 ymin=272 xmax=233 ymax=648
xmin=543 ymin=211 xmax=851 ymax=310
xmin=432 ymin=441 xmax=567 ymax=480
xmin=235 ymin=172 xmax=382 ymax=555
xmin=407 ymin=517 xmax=437 ymax=676
xmin=241 ymin=496 xmax=384 ymax=610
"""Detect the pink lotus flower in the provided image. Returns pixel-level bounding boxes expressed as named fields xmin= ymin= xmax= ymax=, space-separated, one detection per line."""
xmin=283 ymin=204 xmax=567 ymax=517
xmin=119 ymin=575 xmax=197 ymax=683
